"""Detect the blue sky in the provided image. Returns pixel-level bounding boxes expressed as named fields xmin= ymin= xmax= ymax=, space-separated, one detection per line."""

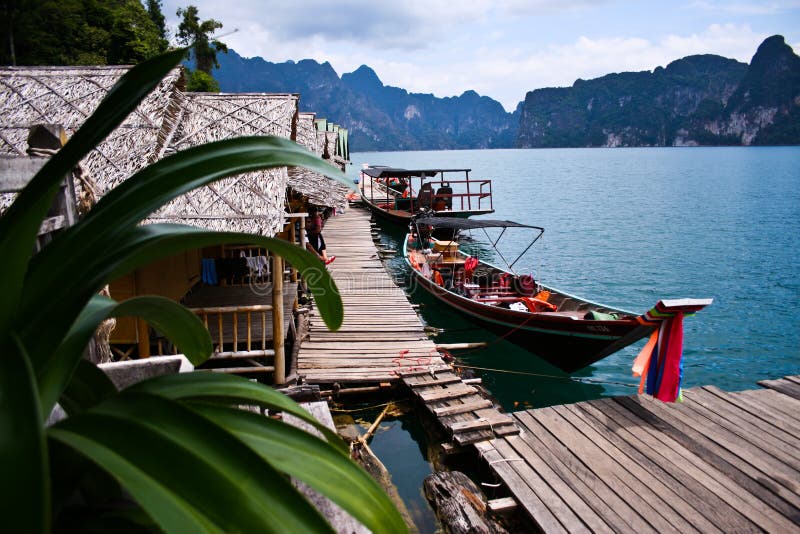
xmin=163 ymin=0 xmax=800 ymax=111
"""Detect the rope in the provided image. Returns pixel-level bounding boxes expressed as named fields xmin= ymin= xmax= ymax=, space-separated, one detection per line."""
xmin=329 ymin=400 xmax=412 ymax=414
xmin=453 ymin=363 xmax=638 ymax=388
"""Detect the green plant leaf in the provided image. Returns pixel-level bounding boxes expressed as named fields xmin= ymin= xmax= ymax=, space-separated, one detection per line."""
xmin=58 ymin=360 xmax=118 ymax=416
xmin=0 ymin=334 xmax=49 ymax=533
xmin=128 ymin=372 xmax=347 ymax=454
xmin=0 ymin=48 xmax=188 ymax=336
xmin=190 ymin=403 xmax=408 ymax=534
xmin=22 ymin=225 xmax=340 ymax=380
xmin=48 ymin=392 xmax=334 ymax=533
xmin=37 ymin=293 xmax=214 ymax=418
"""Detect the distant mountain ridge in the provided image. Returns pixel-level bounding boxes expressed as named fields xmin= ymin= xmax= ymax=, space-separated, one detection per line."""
xmin=212 ymin=35 xmax=800 ymax=151
xmin=213 ymin=51 xmax=517 ymax=151
xmin=518 ymin=35 xmax=800 ymax=147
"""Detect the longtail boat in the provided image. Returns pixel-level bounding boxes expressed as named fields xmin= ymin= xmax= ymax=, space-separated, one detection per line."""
xmin=404 ymin=216 xmax=712 ymax=373
xmin=359 ymin=165 xmax=493 ymax=225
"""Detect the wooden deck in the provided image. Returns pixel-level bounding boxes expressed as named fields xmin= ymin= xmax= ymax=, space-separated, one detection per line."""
xmin=399 ymin=366 xmax=520 ymax=445
xmin=299 ymin=205 xmax=521 ymax=443
xmin=298 ymin=206 xmax=446 ymax=384
xmin=475 ymin=378 xmax=800 ymax=533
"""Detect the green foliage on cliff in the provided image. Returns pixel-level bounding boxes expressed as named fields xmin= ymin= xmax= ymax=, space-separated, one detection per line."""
xmin=1 ymin=0 xmax=168 ymax=66
xmin=517 ymin=36 xmax=800 ymax=147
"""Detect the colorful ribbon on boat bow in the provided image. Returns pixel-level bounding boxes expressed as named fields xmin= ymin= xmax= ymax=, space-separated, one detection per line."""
xmin=631 ymin=299 xmax=712 ymax=402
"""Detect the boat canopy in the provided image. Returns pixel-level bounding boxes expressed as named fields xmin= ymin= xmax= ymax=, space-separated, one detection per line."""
xmin=362 ymin=166 xmax=471 ymax=179
xmin=414 ymin=217 xmax=543 ymax=231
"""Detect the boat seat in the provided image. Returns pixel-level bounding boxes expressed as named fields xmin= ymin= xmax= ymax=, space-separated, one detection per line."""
xmin=435 ymin=184 xmax=453 ymax=209
xmin=416 ymin=183 xmax=434 ymax=209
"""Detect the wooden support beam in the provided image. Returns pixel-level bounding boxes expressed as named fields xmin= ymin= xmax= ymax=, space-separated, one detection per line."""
xmin=0 ymin=157 xmax=47 ymax=192
xmin=487 ymin=497 xmax=517 ymax=514
xmin=272 ymin=255 xmax=285 ymax=384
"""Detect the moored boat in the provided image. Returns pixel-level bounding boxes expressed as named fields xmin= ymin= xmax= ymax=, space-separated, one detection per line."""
xmin=404 ymin=216 xmax=712 ymax=373
xmin=360 ymin=166 xmax=494 ymax=225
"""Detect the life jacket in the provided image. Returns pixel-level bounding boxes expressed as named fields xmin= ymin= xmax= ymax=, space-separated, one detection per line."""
xmin=519 ymin=297 xmax=557 ymax=313
xmin=464 ymin=256 xmax=478 ymax=278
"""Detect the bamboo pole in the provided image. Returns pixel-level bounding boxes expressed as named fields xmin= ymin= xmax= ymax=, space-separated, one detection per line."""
xmin=272 ymin=255 xmax=285 ymax=384
xmin=288 ymin=217 xmax=298 ymax=282
xmin=359 ymin=403 xmax=392 ymax=445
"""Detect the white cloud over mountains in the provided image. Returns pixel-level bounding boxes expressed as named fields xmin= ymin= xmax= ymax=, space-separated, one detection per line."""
xmin=163 ymin=0 xmax=800 ymax=111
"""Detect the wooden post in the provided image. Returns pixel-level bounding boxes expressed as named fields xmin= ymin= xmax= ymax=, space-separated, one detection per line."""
xmin=272 ymin=255 xmax=285 ymax=384
xmin=134 ymin=270 xmax=151 ymax=358
xmin=288 ymin=217 xmax=298 ymax=282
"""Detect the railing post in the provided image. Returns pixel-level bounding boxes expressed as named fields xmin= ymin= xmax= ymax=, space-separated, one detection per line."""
xmin=272 ymin=255 xmax=285 ymax=384
xmin=288 ymin=217 xmax=298 ymax=282
xmin=466 ymin=170 xmax=471 ymax=211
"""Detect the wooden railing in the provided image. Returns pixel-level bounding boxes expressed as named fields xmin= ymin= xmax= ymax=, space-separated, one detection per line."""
xmin=155 ymin=304 xmax=283 ymax=380
xmin=193 ymin=304 xmax=273 ymax=353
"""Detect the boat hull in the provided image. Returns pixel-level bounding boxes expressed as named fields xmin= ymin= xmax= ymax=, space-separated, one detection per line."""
xmin=407 ymin=257 xmax=652 ymax=373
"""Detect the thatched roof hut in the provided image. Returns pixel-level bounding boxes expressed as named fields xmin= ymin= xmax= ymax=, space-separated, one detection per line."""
xmin=0 ymin=67 xmax=352 ymax=232
xmin=148 ymin=92 xmax=300 ymax=236
xmin=287 ymin=112 xmax=350 ymax=211
xmin=0 ymin=65 xmax=184 ymax=211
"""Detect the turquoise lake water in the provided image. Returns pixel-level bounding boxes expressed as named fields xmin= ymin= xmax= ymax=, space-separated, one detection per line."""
xmin=343 ymin=146 xmax=800 ymax=529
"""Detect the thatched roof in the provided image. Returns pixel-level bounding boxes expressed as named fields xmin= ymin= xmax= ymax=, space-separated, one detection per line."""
xmin=287 ymin=112 xmax=349 ymax=211
xmin=0 ymin=65 xmax=183 ymax=213
xmin=0 ymin=65 xmax=184 ymax=191
xmin=148 ymin=92 xmax=299 ymax=236
xmin=0 ymin=67 xmax=352 ymax=233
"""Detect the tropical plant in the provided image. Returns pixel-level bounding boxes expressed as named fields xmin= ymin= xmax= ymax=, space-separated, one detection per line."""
xmin=176 ymin=5 xmax=227 ymax=74
xmin=0 ymin=47 xmax=407 ymax=533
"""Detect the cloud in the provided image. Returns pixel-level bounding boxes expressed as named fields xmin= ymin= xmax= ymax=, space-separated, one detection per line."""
xmin=688 ymin=1 xmax=800 ymax=15
xmin=163 ymin=1 xmax=796 ymax=112
xmin=164 ymin=0 xmax=610 ymax=51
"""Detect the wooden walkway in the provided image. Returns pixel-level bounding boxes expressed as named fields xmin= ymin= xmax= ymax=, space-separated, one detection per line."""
xmin=298 ymin=205 xmax=519 ymax=443
xmin=475 ymin=378 xmax=800 ymax=533
xmin=298 ymin=206 xmax=446 ymax=384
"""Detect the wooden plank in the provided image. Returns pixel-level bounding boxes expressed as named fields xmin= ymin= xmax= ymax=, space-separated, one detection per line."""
xmin=415 ymin=384 xmax=477 ymax=403
xmin=404 ymin=375 xmax=462 ymax=388
xmin=473 ymin=441 xmax=569 ymax=534
xmin=0 ymin=156 xmax=47 ymax=192
xmin=500 ymin=432 xmax=614 ymax=534
xmin=643 ymin=394 xmax=800 ymax=479
xmin=513 ymin=410 xmax=655 ymax=533
xmin=539 ymin=404 xmax=696 ymax=533
xmin=563 ymin=401 xmax=735 ymax=533
xmin=487 ymin=497 xmax=517 ymax=514
xmin=432 ymin=399 xmax=493 ymax=417
xmin=591 ymin=397 xmax=792 ymax=532
xmin=38 ymin=215 xmax=66 ymax=235
xmin=718 ymin=388 xmax=800 ymax=439
xmin=447 ymin=416 xmax=514 ymax=434
xmin=757 ymin=378 xmax=800 ymax=400
xmin=738 ymin=388 xmax=800 ymax=420
xmin=616 ymin=395 xmax=800 ymax=517
xmin=684 ymin=388 xmax=800 ymax=460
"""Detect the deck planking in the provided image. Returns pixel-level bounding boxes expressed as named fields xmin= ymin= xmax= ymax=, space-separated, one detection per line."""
xmin=298 ymin=206 xmax=446 ymax=384
xmin=475 ymin=377 xmax=800 ymax=532
xmin=298 ymin=205 xmax=519 ymax=444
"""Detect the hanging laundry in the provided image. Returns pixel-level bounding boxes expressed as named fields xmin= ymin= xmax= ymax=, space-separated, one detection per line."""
xmin=201 ymin=258 xmax=218 ymax=285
